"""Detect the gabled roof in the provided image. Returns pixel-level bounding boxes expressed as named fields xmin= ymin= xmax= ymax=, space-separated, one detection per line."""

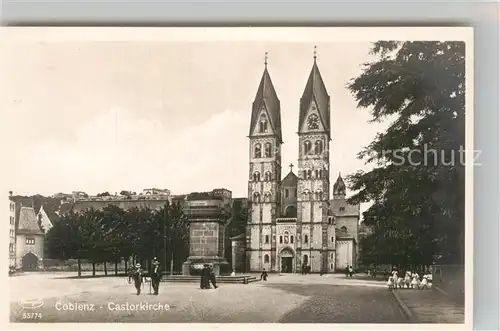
xmin=249 ymin=66 xmax=282 ymax=142
xmin=282 ymin=170 xmax=298 ymax=186
xmin=298 ymin=59 xmax=330 ymax=138
xmin=17 ymin=207 xmax=44 ymax=235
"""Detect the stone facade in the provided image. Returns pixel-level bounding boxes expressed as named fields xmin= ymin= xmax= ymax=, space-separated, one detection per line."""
xmin=8 ymin=195 xmax=16 ymax=268
xmin=245 ymin=58 xmax=360 ymax=273
xmin=16 ymin=206 xmax=45 ymax=271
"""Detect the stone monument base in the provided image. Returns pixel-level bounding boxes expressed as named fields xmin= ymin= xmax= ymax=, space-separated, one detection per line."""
xmin=182 ymin=256 xmax=231 ymax=276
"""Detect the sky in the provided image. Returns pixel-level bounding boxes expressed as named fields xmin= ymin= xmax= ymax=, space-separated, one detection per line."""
xmin=1 ymin=33 xmax=392 ymax=217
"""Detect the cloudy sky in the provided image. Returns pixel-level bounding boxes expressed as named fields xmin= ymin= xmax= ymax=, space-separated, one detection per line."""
xmin=1 ymin=28 xmax=399 ymax=217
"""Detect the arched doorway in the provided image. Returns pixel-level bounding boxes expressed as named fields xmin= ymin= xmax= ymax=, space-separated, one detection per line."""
xmin=22 ymin=253 xmax=38 ymax=271
xmin=280 ymin=248 xmax=294 ymax=273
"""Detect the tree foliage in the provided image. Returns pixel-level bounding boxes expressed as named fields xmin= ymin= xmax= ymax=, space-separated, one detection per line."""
xmin=347 ymin=41 xmax=465 ymax=268
xmin=44 ymin=202 xmax=190 ymax=276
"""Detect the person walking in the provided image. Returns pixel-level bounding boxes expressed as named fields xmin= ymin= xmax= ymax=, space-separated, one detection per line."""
xmin=209 ymin=265 xmax=218 ymax=289
xmin=260 ymin=268 xmax=268 ymax=281
xmin=151 ymin=258 xmax=162 ymax=295
xmin=200 ymin=264 xmax=211 ymax=289
xmin=132 ymin=263 xmax=144 ymax=295
xmin=348 ymin=265 xmax=354 ymax=277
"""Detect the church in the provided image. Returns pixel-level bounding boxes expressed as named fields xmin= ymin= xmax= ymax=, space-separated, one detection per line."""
xmin=245 ymin=52 xmax=360 ymax=273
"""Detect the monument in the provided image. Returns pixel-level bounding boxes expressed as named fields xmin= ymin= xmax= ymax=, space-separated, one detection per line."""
xmin=182 ymin=189 xmax=232 ymax=276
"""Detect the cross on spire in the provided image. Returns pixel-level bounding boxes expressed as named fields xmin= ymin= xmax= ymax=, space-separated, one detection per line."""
xmin=289 ymin=163 xmax=294 ymax=172
xmin=264 ymin=52 xmax=268 ymax=68
xmin=313 ymin=45 xmax=317 ymax=62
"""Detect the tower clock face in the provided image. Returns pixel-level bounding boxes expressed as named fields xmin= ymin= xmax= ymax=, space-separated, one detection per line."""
xmin=307 ymin=114 xmax=319 ymax=130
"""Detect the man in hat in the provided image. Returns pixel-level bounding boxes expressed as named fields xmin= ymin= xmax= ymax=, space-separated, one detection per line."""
xmin=132 ymin=263 xmax=144 ymax=295
xmin=209 ymin=265 xmax=218 ymax=289
xmin=151 ymin=258 xmax=162 ymax=295
xmin=200 ymin=264 xmax=211 ymax=289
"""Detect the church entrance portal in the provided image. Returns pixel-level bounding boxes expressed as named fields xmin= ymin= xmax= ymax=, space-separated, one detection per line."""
xmin=281 ymin=257 xmax=293 ymax=273
xmin=22 ymin=253 xmax=38 ymax=271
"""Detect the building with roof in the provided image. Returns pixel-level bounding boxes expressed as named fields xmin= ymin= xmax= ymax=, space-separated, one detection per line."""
xmin=36 ymin=205 xmax=53 ymax=233
xmin=244 ymin=52 xmax=360 ymax=273
xmin=16 ymin=206 xmax=45 ymax=271
xmin=8 ymin=192 xmax=17 ymax=269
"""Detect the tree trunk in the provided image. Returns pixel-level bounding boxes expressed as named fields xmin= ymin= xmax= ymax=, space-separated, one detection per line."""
xmin=124 ymin=259 xmax=128 ymax=275
xmin=92 ymin=261 xmax=96 ymax=276
xmin=115 ymin=257 xmax=118 ymax=275
xmin=77 ymin=259 xmax=82 ymax=277
xmin=104 ymin=261 xmax=108 ymax=276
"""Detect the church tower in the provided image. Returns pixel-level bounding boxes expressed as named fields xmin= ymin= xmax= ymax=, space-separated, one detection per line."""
xmin=247 ymin=53 xmax=282 ymax=272
xmin=296 ymin=48 xmax=335 ymax=273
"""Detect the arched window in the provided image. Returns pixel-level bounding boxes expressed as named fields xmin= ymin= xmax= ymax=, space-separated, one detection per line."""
xmin=259 ymin=114 xmax=268 ymax=133
xmin=303 ymin=255 xmax=309 ymax=265
xmin=290 ymin=235 xmax=294 ymax=244
xmin=279 ymin=236 xmax=283 ymax=244
xmin=264 ymin=254 xmax=270 ymax=263
xmin=307 ymin=170 xmax=312 ymax=179
xmin=314 ymin=140 xmax=323 ymax=154
xmin=265 ymin=235 xmax=269 ymax=244
xmin=253 ymin=192 xmax=260 ymax=203
xmin=264 ymin=171 xmax=272 ymax=181
xmin=285 ymin=205 xmax=297 ymax=218
xmin=304 ymin=234 xmax=309 ymax=244
xmin=254 ymin=143 xmax=262 ymax=158
xmin=304 ymin=140 xmax=312 ymax=155
xmin=316 ymin=191 xmax=322 ymax=200
xmin=264 ymin=142 xmax=272 ymax=157
xmin=318 ymin=169 xmax=323 ymax=178
xmin=253 ymin=171 xmax=261 ymax=181
xmin=331 ymin=236 xmax=335 ymax=242
xmin=264 ymin=192 xmax=271 ymax=202
xmin=303 ymin=170 xmax=307 ymax=179
xmin=341 ymin=226 xmax=347 ymax=232
xmin=284 ymin=231 xmax=290 ymax=244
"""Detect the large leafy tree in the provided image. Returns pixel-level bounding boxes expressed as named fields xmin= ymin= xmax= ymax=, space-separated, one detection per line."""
xmin=348 ymin=41 xmax=465 ymax=268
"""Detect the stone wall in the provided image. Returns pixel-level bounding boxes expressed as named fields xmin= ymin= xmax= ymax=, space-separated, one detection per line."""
xmin=189 ymin=222 xmax=219 ymax=257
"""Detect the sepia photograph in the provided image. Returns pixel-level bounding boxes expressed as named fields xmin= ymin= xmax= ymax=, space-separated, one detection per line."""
xmin=2 ymin=27 xmax=472 ymax=328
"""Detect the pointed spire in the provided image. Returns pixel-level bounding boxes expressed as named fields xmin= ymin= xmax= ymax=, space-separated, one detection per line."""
xmin=333 ymin=172 xmax=346 ymax=196
xmin=298 ymin=46 xmax=330 ymax=138
xmin=249 ymin=53 xmax=282 ymax=142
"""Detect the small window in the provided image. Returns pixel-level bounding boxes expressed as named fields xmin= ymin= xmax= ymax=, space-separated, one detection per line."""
xmin=331 ymin=236 xmax=334 ymax=243
xmin=331 ymin=264 xmax=334 ymax=269
xmin=279 ymin=236 xmax=283 ymax=244
xmin=264 ymin=254 xmax=270 ymax=263
xmin=259 ymin=114 xmax=268 ymax=133
xmin=254 ymin=143 xmax=262 ymax=158
xmin=285 ymin=189 xmax=289 ymax=198
xmin=26 ymin=238 xmax=35 ymax=245
xmin=264 ymin=142 xmax=272 ymax=157
xmin=304 ymin=235 xmax=309 ymax=244
xmin=330 ymin=253 xmax=334 ymax=259
xmin=303 ymin=255 xmax=309 ymax=264
xmin=304 ymin=140 xmax=312 ymax=155
xmin=340 ymin=206 xmax=345 ymax=212
xmin=290 ymin=235 xmax=294 ymax=244
xmin=265 ymin=235 xmax=269 ymax=244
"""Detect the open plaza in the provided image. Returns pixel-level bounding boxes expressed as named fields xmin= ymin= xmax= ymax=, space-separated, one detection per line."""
xmin=10 ymin=271 xmax=464 ymax=323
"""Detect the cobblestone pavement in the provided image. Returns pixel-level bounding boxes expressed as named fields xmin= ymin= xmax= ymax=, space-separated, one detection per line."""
xmin=10 ymin=272 xmax=406 ymax=323
xmin=393 ymin=288 xmax=465 ymax=323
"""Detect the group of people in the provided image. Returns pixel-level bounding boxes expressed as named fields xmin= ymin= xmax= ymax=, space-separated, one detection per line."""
xmin=387 ymin=268 xmax=433 ymax=290
xmin=345 ymin=265 xmax=354 ymax=277
xmin=200 ymin=264 xmax=218 ymax=289
xmin=128 ymin=257 xmax=163 ymax=295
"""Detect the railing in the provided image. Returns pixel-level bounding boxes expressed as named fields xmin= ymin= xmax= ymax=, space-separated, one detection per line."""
xmin=276 ymin=218 xmax=297 ymax=223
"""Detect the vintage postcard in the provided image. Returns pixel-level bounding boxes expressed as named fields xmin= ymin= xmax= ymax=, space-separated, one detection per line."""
xmin=1 ymin=27 xmax=473 ymax=330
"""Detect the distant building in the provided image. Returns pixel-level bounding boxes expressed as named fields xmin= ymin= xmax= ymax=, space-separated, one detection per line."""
xmin=142 ymin=188 xmax=171 ymax=196
xmin=36 ymin=205 xmax=53 ymax=232
xmin=16 ymin=206 xmax=45 ymax=271
xmin=8 ymin=192 xmax=16 ymax=268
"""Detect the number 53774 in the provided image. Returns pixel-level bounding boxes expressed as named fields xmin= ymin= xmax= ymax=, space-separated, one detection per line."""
xmin=22 ymin=312 xmax=42 ymax=320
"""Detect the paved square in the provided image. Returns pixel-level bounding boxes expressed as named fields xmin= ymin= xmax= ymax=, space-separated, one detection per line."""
xmin=10 ymin=273 xmax=407 ymax=323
